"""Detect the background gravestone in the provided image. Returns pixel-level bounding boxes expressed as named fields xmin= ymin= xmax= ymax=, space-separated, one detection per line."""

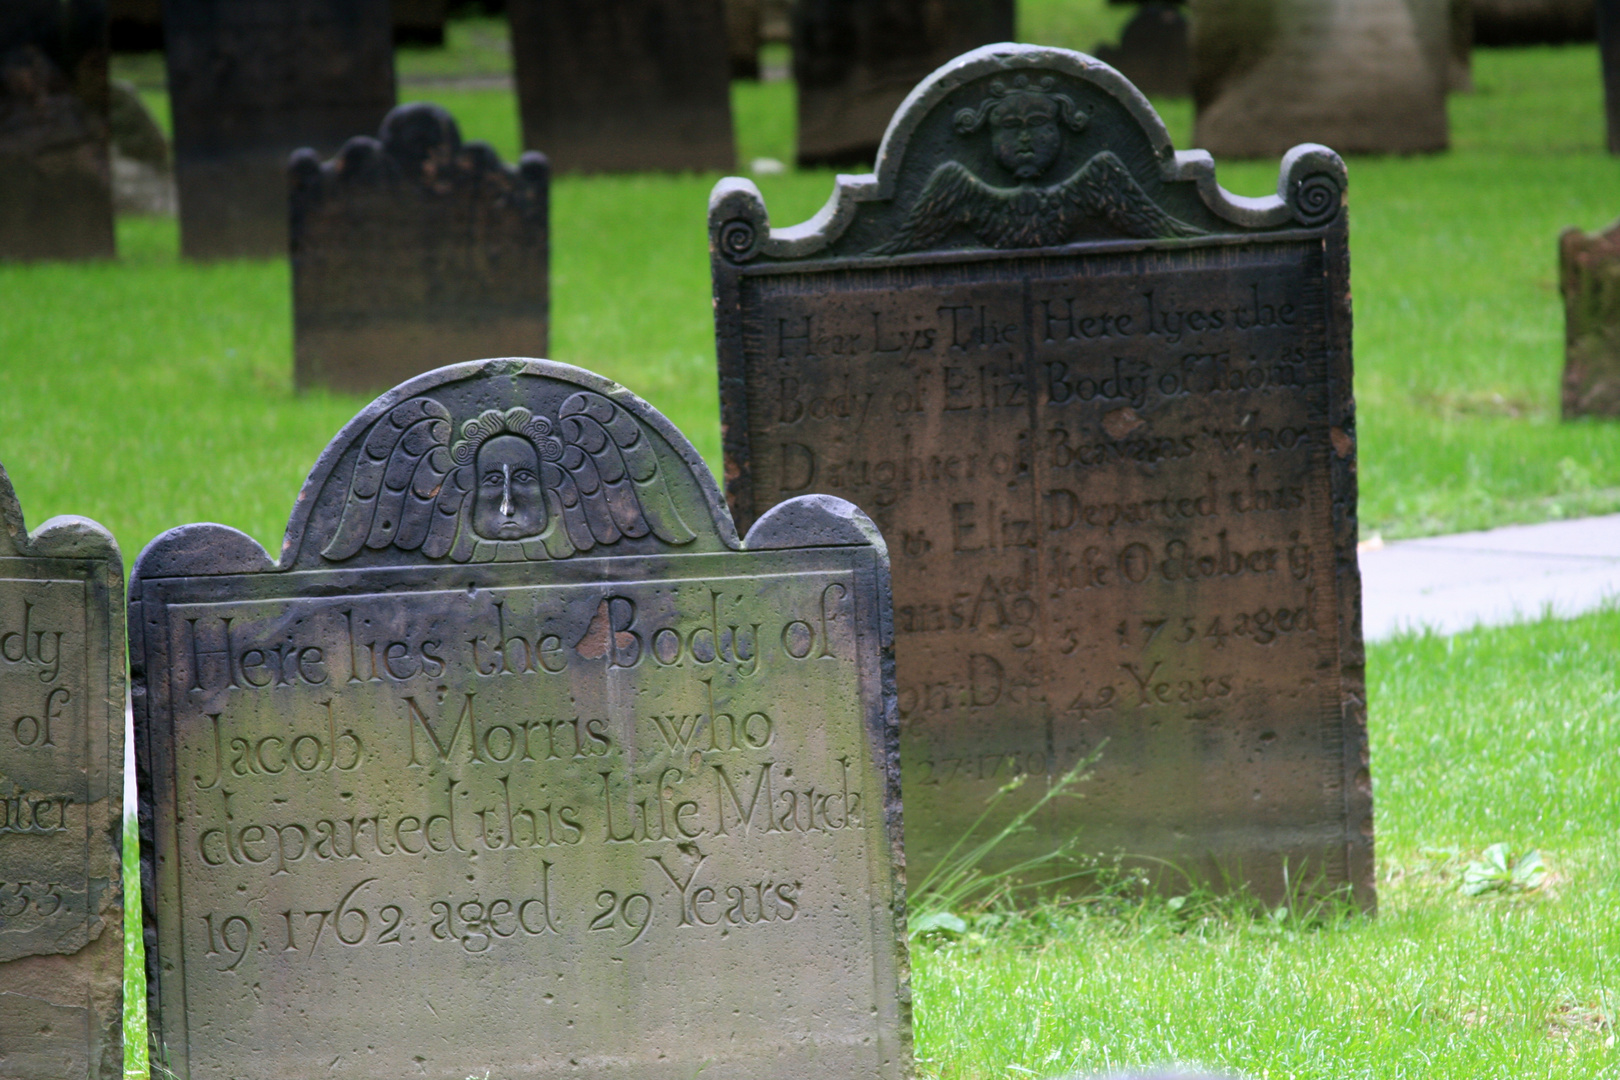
xmin=711 ymin=44 xmax=1372 ymax=905
xmin=290 ymin=103 xmax=550 ymax=396
xmin=162 ymin=0 xmax=395 ymax=259
xmin=793 ymin=0 xmax=1016 ymax=167
xmin=0 ymin=462 xmax=124 ymax=1080
xmin=0 ymin=0 xmax=116 ymax=262
xmin=509 ymin=0 xmax=734 ymax=174
xmin=393 ymin=0 xmax=449 ymax=45
xmin=132 ymin=359 xmax=909 ymax=1080
xmin=1473 ymin=0 xmax=1595 ymax=44
xmin=1189 ymin=0 xmax=1450 ymax=157
xmin=1094 ymin=2 xmax=1191 ymax=98
xmin=1560 ymin=217 xmax=1620 ymax=416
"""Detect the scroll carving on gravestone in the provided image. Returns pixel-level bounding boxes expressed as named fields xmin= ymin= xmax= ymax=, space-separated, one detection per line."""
xmin=132 ymin=359 xmax=908 ymax=1080
xmin=711 ymin=44 xmax=1370 ymax=907
xmin=1560 ymin=217 xmax=1620 ymax=417
xmin=0 ymin=462 xmax=124 ymax=1080
xmin=1 ymin=0 xmax=116 ymax=262
xmin=162 ymin=0 xmax=395 ymax=259
xmin=291 ymin=104 xmax=550 ymax=396
xmin=508 ymin=0 xmax=734 ymax=174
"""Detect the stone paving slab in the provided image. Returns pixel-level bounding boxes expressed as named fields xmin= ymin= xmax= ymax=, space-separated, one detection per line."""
xmin=1359 ymin=513 xmax=1620 ymax=640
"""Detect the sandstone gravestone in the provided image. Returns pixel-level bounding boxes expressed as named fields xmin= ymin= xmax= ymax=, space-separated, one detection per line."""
xmin=290 ymin=104 xmax=550 ymax=396
xmin=0 ymin=0 xmax=116 ymax=262
xmin=0 ymin=462 xmax=124 ymax=1080
xmin=1094 ymin=3 xmax=1191 ymax=98
xmin=132 ymin=359 xmax=908 ymax=1080
xmin=1190 ymin=0 xmax=1449 ymax=158
xmin=1560 ymin=217 xmax=1620 ymax=416
xmin=711 ymin=44 xmax=1372 ymax=905
xmin=163 ymin=0 xmax=395 ymax=259
xmin=793 ymin=0 xmax=1016 ymax=167
xmin=509 ymin=0 xmax=734 ymax=174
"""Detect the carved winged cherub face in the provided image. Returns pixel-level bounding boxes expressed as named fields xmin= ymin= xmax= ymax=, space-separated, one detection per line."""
xmin=991 ymin=91 xmax=1062 ymax=180
xmin=473 ymin=434 xmax=544 ymax=540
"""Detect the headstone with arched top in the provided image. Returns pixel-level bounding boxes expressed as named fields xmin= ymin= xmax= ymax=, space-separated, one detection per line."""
xmin=710 ymin=43 xmax=1371 ymax=907
xmin=131 ymin=359 xmax=908 ymax=1080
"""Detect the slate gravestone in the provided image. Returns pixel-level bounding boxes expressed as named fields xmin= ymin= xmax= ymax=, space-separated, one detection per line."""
xmin=1095 ymin=3 xmax=1191 ymax=98
xmin=792 ymin=0 xmax=1015 ymax=167
xmin=711 ymin=44 xmax=1372 ymax=905
xmin=0 ymin=0 xmax=116 ymax=262
xmin=509 ymin=0 xmax=734 ymax=174
xmin=163 ymin=0 xmax=395 ymax=259
xmin=290 ymin=104 xmax=550 ymax=396
xmin=0 ymin=462 xmax=124 ymax=1080
xmin=1560 ymin=217 xmax=1620 ymax=416
xmin=132 ymin=359 xmax=909 ymax=1080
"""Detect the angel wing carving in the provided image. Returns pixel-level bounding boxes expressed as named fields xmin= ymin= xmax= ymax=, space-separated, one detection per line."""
xmin=321 ymin=392 xmax=698 ymax=563
xmin=873 ymin=152 xmax=1205 ymax=255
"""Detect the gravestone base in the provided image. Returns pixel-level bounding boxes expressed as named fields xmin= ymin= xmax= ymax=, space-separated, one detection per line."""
xmin=296 ymin=315 xmax=551 ymax=394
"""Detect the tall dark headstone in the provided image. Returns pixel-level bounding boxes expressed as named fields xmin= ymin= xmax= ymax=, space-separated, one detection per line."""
xmin=108 ymin=0 xmax=162 ymax=52
xmin=509 ymin=0 xmax=735 ymax=174
xmin=1094 ymin=3 xmax=1191 ymax=98
xmin=291 ymin=104 xmax=550 ymax=396
xmin=792 ymin=0 xmax=1015 ymax=168
xmin=711 ymin=44 xmax=1372 ymax=905
xmin=132 ymin=359 xmax=909 ymax=1080
xmin=162 ymin=0 xmax=395 ymax=259
xmin=1599 ymin=0 xmax=1620 ymax=153
xmin=1473 ymin=0 xmax=1594 ymax=44
xmin=1560 ymin=217 xmax=1620 ymax=416
xmin=0 ymin=462 xmax=124 ymax=1080
xmin=394 ymin=0 xmax=450 ymax=46
xmin=0 ymin=0 xmax=115 ymax=262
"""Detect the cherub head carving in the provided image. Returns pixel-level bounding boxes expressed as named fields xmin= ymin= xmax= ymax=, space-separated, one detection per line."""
xmin=953 ymin=75 xmax=1089 ymax=181
xmin=322 ymin=391 xmax=697 ymax=564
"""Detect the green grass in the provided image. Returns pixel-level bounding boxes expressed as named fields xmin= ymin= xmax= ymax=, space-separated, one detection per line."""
xmin=912 ymin=608 xmax=1620 ymax=1080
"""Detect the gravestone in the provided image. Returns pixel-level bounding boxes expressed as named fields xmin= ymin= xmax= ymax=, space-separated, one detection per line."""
xmin=108 ymin=0 xmax=163 ymax=51
xmin=1560 ymin=217 xmax=1620 ymax=416
xmin=711 ymin=44 xmax=1372 ymax=905
xmin=0 ymin=0 xmax=116 ymax=262
xmin=290 ymin=103 xmax=550 ymax=396
xmin=1094 ymin=3 xmax=1191 ymax=98
xmin=726 ymin=0 xmax=762 ymax=79
xmin=163 ymin=0 xmax=395 ymax=259
xmin=0 ymin=462 xmax=124 ymax=1080
xmin=793 ymin=0 xmax=1016 ymax=167
xmin=1600 ymin=0 xmax=1620 ymax=153
xmin=393 ymin=0 xmax=449 ymax=46
xmin=131 ymin=359 xmax=909 ymax=1080
xmin=509 ymin=0 xmax=734 ymax=174
xmin=1473 ymin=0 xmax=1594 ymax=44
xmin=1190 ymin=0 xmax=1449 ymax=158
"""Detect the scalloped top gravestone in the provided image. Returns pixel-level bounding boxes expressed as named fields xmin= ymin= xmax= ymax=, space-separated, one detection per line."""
xmin=0 ymin=0 xmax=116 ymax=262
xmin=508 ymin=0 xmax=734 ymax=174
xmin=710 ymin=44 xmax=1371 ymax=906
xmin=0 ymin=463 xmax=124 ymax=1080
xmin=131 ymin=359 xmax=908 ymax=1080
xmin=163 ymin=0 xmax=395 ymax=259
xmin=1560 ymin=216 xmax=1620 ymax=416
xmin=290 ymin=104 xmax=550 ymax=395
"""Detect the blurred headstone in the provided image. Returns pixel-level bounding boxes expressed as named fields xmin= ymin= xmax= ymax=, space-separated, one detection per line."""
xmin=1190 ymin=0 xmax=1449 ymax=157
xmin=1094 ymin=2 xmax=1191 ymax=97
xmin=1561 ymin=217 xmax=1620 ymax=416
xmin=509 ymin=0 xmax=734 ymax=174
xmin=793 ymin=0 xmax=1016 ymax=166
xmin=163 ymin=0 xmax=396 ymax=259
xmin=290 ymin=103 xmax=550 ymax=395
xmin=1450 ymin=0 xmax=1474 ymax=92
xmin=394 ymin=0 xmax=449 ymax=46
xmin=0 ymin=461 xmax=125 ymax=1080
xmin=108 ymin=0 xmax=162 ymax=51
xmin=1473 ymin=0 xmax=1595 ymax=44
xmin=1599 ymin=0 xmax=1620 ymax=152
xmin=726 ymin=0 xmax=762 ymax=79
xmin=109 ymin=77 xmax=174 ymax=215
xmin=131 ymin=358 xmax=909 ymax=1080
xmin=710 ymin=44 xmax=1374 ymax=905
xmin=0 ymin=0 xmax=116 ymax=261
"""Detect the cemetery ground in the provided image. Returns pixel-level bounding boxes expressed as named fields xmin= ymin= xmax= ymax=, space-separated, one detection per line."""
xmin=0 ymin=15 xmax=1615 ymax=1080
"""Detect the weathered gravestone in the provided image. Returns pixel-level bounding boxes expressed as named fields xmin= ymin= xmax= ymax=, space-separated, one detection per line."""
xmin=0 ymin=0 xmax=116 ymax=262
xmin=509 ymin=0 xmax=734 ymax=174
xmin=163 ymin=0 xmax=395 ymax=259
xmin=132 ymin=359 xmax=909 ymax=1080
xmin=0 ymin=462 xmax=124 ymax=1080
xmin=1560 ymin=217 xmax=1620 ymax=416
xmin=711 ymin=44 xmax=1372 ymax=905
xmin=793 ymin=0 xmax=1016 ymax=167
xmin=290 ymin=104 xmax=550 ymax=396
xmin=1094 ymin=3 xmax=1191 ymax=99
